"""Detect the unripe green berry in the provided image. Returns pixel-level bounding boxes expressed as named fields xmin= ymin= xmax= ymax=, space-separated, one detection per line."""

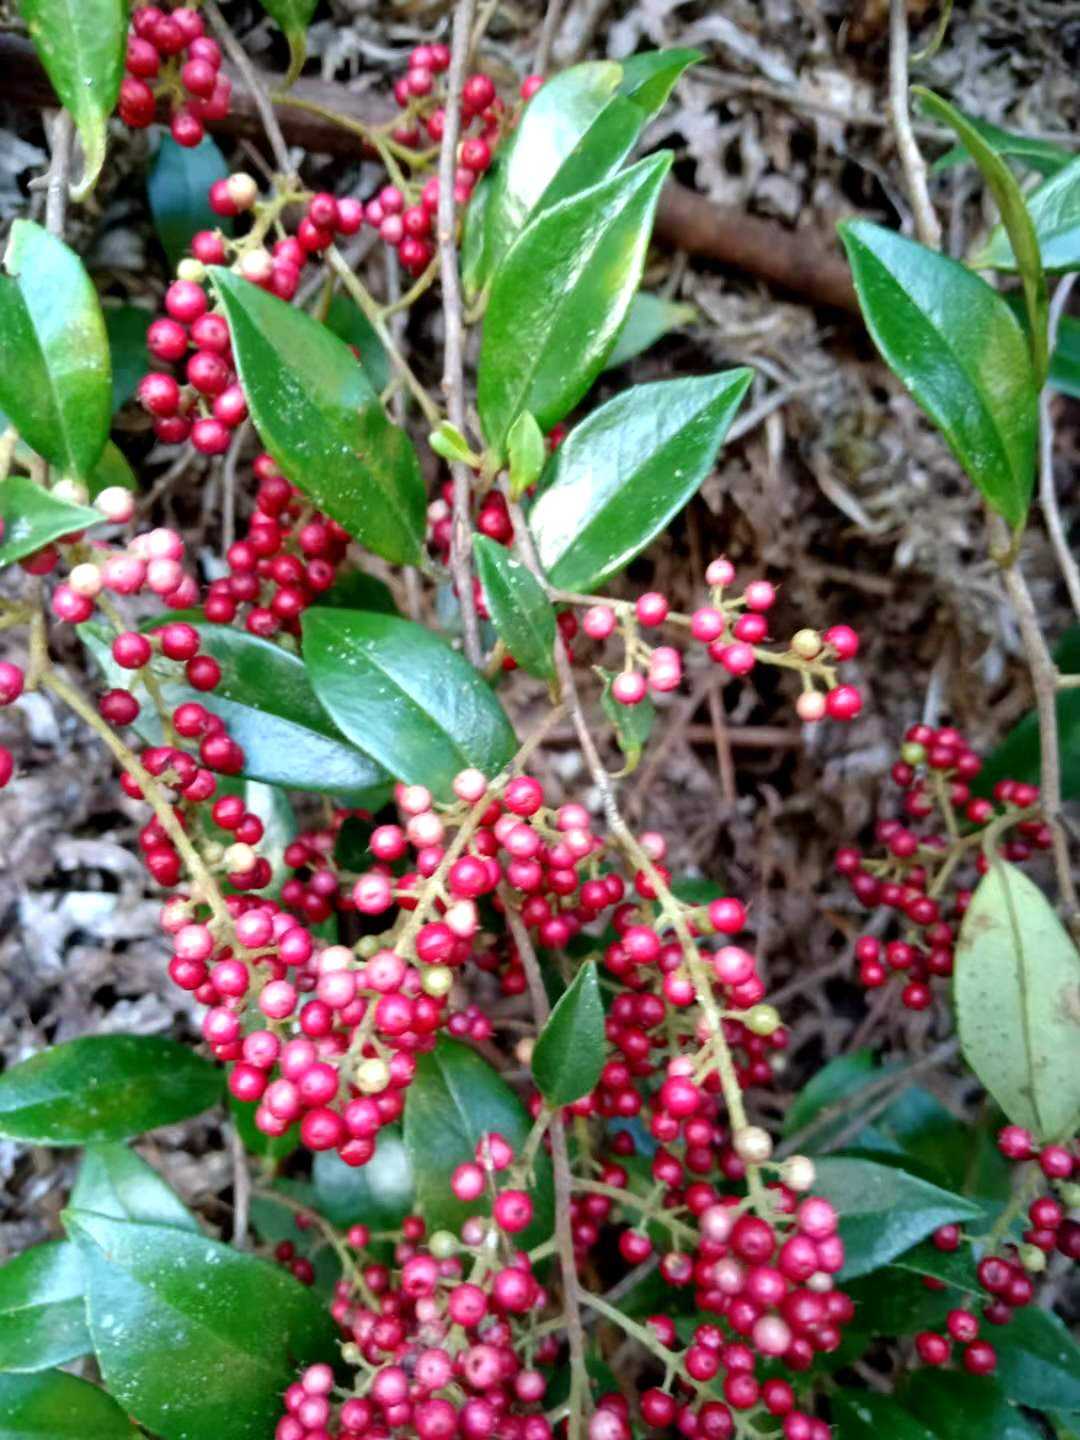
xmin=422 ymin=964 xmax=454 ymax=997
xmin=355 ymin=1057 xmax=390 ymax=1094
xmin=745 ymin=1003 xmax=781 ymax=1037
xmin=901 ymin=741 xmax=926 ymax=765
xmin=1018 ymin=1244 xmax=1047 ymax=1273
xmin=176 ymin=257 xmax=205 ymax=283
xmin=783 ymin=1155 xmax=816 ymax=1192
xmin=790 ymin=628 xmax=822 ymax=660
xmin=429 ymin=1229 xmax=458 ymax=1259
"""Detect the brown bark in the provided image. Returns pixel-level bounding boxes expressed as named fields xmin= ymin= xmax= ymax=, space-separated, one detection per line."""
xmin=1 ymin=33 xmax=857 ymax=312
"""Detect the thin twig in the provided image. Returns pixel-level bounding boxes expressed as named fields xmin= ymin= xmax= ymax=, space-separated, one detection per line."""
xmin=204 ymin=0 xmax=293 ymax=178
xmin=228 ymin=1122 xmax=251 ymax=1249
xmin=438 ymin=0 xmax=482 ymax=668
xmin=43 ymin=110 xmax=74 ymax=237
xmin=991 ymin=515 xmax=1080 ymax=939
xmin=534 ymin=0 xmax=566 ymax=74
xmin=1039 ymin=274 xmax=1080 ymax=619
xmin=504 ymin=903 xmax=590 ymax=1439
xmin=888 ymin=0 xmax=942 ymax=249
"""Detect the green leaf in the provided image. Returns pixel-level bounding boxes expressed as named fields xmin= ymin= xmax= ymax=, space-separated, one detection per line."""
xmin=211 ymin=268 xmax=426 ymax=566
xmin=915 ymin=89 xmax=1048 ymax=385
xmin=994 ymin=1305 xmax=1080 ymax=1411
xmin=15 ymin=0 xmax=126 ymax=200
xmin=230 ymin=1092 xmax=299 ymax=1165
xmin=0 ymin=220 xmax=111 ymax=479
xmin=507 ymin=412 xmax=546 ymax=499
xmin=599 ymin=668 xmax=655 ymax=775
xmin=481 ymin=62 xmax=624 ymax=283
xmin=474 ymin=536 xmax=556 ymax=680
xmin=479 ymin=153 xmax=673 ymax=456
xmin=403 ymin=1037 xmax=554 ymax=1245
xmin=324 ymin=293 xmax=390 ymax=393
xmin=320 ymin=569 xmax=399 ymax=615
xmin=66 ymin=1210 xmax=335 ymax=1440
xmin=0 ymin=1242 xmax=90 ymax=1372
xmin=616 ymin=48 xmax=702 ymax=117
xmin=255 ymin=0 xmax=317 ymax=87
xmin=839 ymin=218 xmax=1037 ymax=529
xmin=977 ymin=154 xmax=1080 ymax=274
xmin=303 ymin=608 xmax=518 ymax=801
xmin=956 ymin=861 xmax=1080 ymax=1141
xmin=932 ymin=112 xmax=1074 ymax=178
xmin=71 ymin=1143 xmax=200 ymax=1231
xmin=531 ymin=961 xmax=605 ymax=1105
xmin=103 ymin=305 xmax=153 ymax=413
xmin=782 ymin=1049 xmax=877 ymax=1137
xmin=89 ymin=441 xmax=137 ymax=497
xmin=604 ymin=291 xmax=698 ymax=370
xmin=312 ymin=1128 xmax=415 ymax=1229
xmin=461 ymin=172 xmax=494 ymax=304
xmin=148 ymin=135 xmax=232 ymax=268
xmin=1047 ymin=309 xmax=1080 ymax=398
xmin=903 ymin=1370 xmax=1045 ymax=1440
xmin=82 ymin=618 xmax=390 ymax=801
xmin=976 ymin=625 xmax=1080 ymax=798
xmin=0 ymin=1370 xmax=137 ymax=1439
xmin=811 ymin=1157 xmax=983 ymax=1279
xmin=530 ymin=370 xmax=752 ymax=591
xmin=832 ymin=1391 xmax=937 ymax=1440
xmin=0 ymin=475 xmax=102 ymax=568
xmin=0 ymin=1034 xmax=223 ymax=1145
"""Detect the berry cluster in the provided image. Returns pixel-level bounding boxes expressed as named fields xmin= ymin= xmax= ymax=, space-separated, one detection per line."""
xmin=836 ymin=724 xmax=1051 ymax=1011
xmin=119 ymin=3 xmax=231 ymax=147
xmin=913 ymin=1128 xmax=1078 ymax=1377
xmin=271 ymin=1127 xmax=848 ymax=1440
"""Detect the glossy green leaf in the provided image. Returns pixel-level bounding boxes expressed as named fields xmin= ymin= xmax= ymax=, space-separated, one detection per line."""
xmin=0 ymin=475 xmax=101 ymax=568
xmin=0 ymin=1034 xmax=222 ymax=1145
xmin=474 ymin=536 xmax=556 ymax=680
xmin=479 ymin=153 xmax=672 ymax=455
xmin=846 ymin=1242 xmax=977 ymax=1338
xmin=256 ymin=0 xmax=317 ymax=86
xmin=993 ymin=1305 xmax=1080 ymax=1411
xmin=530 ymin=369 xmax=751 ymax=591
xmin=148 ymin=135 xmax=232 ymax=267
xmin=955 ymin=861 xmax=1080 ymax=1141
xmin=599 ymin=669 xmax=655 ymax=775
xmin=84 ymin=619 xmax=390 ymax=800
xmin=782 ymin=1049 xmax=877 ymax=1137
xmin=0 ymin=1370 xmax=136 ymax=1440
xmin=403 ymin=1037 xmax=554 ymax=1245
xmin=507 ymin=412 xmax=546 ymax=499
xmin=915 ymin=89 xmax=1048 ymax=384
xmin=0 ymin=220 xmax=111 ymax=479
xmin=461 ymin=173 xmax=494 ymax=304
xmin=89 ymin=441 xmax=137 ymax=497
xmin=230 ymin=1093 xmax=300 ymax=1165
xmin=977 ymin=625 xmax=1080 ymax=799
xmin=903 ymin=1370 xmax=1044 ymax=1440
xmin=1047 ymin=310 xmax=1080 ymax=397
xmin=604 ymin=291 xmax=697 ymax=370
xmin=535 ymin=95 xmax=646 ymax=215
xmin=481 ymin=62 xmax=623 ymax=283
xmin=312 ymin=1128 xmax=414 ymax=1229
xmin=978 ymin=154 xmax=1080 ymax=274
xmin=303 ymin=608 xmax=518 ymax=800
xmin=0 ymin=1242 xmax=90 ymax=1372
xmin=839 ymin=219 xmax=1037 ymax=529
xmin=211 ymin=268 xmax=426 ymax=566
xmin=15 ymin=0 xmax=126 ymax=199
xmin=932 ymin=112 xmax=1074 ymax=177
xmin=832 ymin=1391 xmax=936 ymax=1440
xmin=66 ymin=1210 xmax=335 ymax=1440
xmin=71 ymin=1143 xmax=200 ymax=1231
xmin=617 ymin=48 xmax=702 ymax=116
xmin=324 ymin=293 xmax=390 ymax=393
xmin=320 ymin=568 xmax=399 ymax=615
xmin=104 ymin=305 xmax=153 ymax=413
xmin=532 ymin=961 xmax=605 ymax=1105
xmin=811 ymin=1157 xmax=983 ymax=1279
